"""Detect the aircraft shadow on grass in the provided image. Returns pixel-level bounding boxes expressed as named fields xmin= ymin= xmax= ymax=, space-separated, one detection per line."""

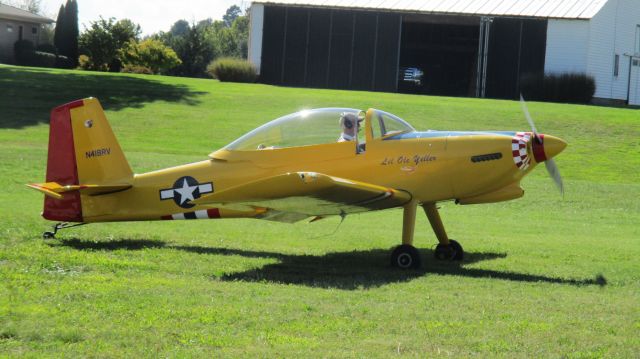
xmin=0 ymin=67 xmax=205 ymax=128
xmin=56 ymin=238 xmax=607 ymax=290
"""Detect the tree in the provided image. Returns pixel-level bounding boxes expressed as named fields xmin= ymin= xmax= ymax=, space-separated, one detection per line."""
xmin=169 ymin=19 xmax=189 ymax=37
xmin=150 ymin=6 xmax=250 ymax=78
xmin=53 ymin=4 xmax=65 ymax=52
xmin=52 ymin=0 xmax=78 ymax=65
xmin=23 ymin=0 xmax=40 ymax=14
xmin=201 ymin=13 xmax=249 ymax=60
xmin=222 ymin=5 xmax=241 ymax=27
xmin=231 ymin=15 xmax=249 ymax=59
xmin=4 ymin=0 xmax=42 ymax=14
xmin=119 ymin=39 xmax=182 ymax=74
xmin=64 ymin=0 xmax=78 ymax=65
xmin=157 ymin=20 xmax=215 ymax=77
xmin=78 ymin=18 xmax=117 ymax=71
xmin=78 ymin=17 xmax=141 ymax=71
xmin=174 ymin=23 xmax=215 ymax=77
xmin=111 ymin=19 xmax=141 ymax=46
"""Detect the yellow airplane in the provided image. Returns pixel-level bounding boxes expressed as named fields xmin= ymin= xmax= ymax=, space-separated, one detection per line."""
xmin=28 ymin=97 xmax=566 ymax=269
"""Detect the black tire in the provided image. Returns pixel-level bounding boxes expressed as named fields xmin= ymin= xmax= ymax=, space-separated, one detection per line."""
xmin=42 ymin=232 xmax=55 ymax=239
xmin=449 ymin=239 xmax=464 ymax=261
xmin=390 ymin=244 xmax=421 ymax=269
xmin=434 ymin=239 xmax=464 ymax=261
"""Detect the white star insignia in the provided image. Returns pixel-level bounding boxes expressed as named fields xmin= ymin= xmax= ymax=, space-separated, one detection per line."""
xmin=173 ymin=178 xmax=197 ymax=205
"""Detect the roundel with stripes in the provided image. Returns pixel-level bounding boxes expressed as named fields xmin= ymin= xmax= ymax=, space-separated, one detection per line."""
xmin=511 ymin=132 xmax=531 ymax=170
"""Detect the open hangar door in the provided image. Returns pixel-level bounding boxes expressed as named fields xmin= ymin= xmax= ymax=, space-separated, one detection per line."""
xmin=398 ymin=15 xmax=480 ymax=97
xmin=259 ymin=5 xmax=402 ymax=93
xmin=398 ymin=15 xmax=547 ymax=100
xmin=484 ymin=17 xmax=548 ymax=99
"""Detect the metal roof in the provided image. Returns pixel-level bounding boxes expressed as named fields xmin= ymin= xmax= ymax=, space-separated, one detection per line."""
xmin=253 ymin=0 xmax=609 ymax=19
xmin=0 ymin=4 xmax=54 ymax=24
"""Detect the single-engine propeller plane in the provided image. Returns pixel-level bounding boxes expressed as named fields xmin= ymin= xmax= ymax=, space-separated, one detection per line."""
xmin=28 ymin=97 xmax=566 ymax=268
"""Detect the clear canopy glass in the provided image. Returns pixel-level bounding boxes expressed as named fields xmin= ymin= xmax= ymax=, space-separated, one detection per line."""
xmin=370 ymin=109 xmax=416 ymax=139
xmin=224 ymin=108 xmax=415 ymax=151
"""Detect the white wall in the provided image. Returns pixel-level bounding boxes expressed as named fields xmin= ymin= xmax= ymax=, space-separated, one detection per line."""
xmin=545 ymin=19 xmax=589 ymax=73
xmin=248 ymin=4 xmax=264 ymax=75
xmin=545 ymin=0 xmax=640 ymax=101
xmin=586 ymin=0 xmax=640 ymax=100
xmin=0 ymin=19 xmax=42 ymax=63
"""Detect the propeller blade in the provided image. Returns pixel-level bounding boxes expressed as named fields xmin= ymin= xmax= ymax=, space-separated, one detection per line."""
xmin=520 ymin=94 xmax=565 ymax=197
xmin=545 ymin=158 xmax=564 ymax=196
xmin=519 ymin=94 xmax=540 ymax=142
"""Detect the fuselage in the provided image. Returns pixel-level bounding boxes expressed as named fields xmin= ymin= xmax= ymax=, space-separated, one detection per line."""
xmin=80 ymin=130 xmax=562 ymax=222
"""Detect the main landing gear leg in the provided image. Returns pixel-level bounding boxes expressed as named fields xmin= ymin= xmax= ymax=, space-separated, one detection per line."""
xmin=390 ymin=200 xmax=421 ymax=269
xmin=423 ymin=203 xmax=463 ymax=261
xmin=42 ymin=222 xmax=86 ymax=239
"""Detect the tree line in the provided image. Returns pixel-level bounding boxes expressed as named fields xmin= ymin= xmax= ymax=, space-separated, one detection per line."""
xmin=8 ymin=1 xmax=251 ymax=78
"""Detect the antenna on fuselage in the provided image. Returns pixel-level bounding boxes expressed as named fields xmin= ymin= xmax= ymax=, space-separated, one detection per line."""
xmin=309 ymin=210 xmax=347 ymax=239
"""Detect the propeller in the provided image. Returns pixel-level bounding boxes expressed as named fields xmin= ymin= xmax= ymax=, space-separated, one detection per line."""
xmin=519 ymin=95 xmax=564 ymax=196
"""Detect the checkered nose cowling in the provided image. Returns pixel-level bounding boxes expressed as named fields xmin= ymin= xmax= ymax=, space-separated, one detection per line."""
xmin=511 ymin=132 xmax=532 ymax=170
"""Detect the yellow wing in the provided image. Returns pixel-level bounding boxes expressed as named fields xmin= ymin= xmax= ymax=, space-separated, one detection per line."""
xmin=191 ymin=172 xmax=412 ymax=223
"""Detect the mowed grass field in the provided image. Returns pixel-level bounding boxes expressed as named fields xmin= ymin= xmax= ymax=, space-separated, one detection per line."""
xmin=0 ymin=65 xmax=639 ymax=357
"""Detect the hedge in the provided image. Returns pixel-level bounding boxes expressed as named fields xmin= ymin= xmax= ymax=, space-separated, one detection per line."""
xmin=206 ymin=57 xmax=257 ymax=83
xmin=520 ymin=72 xmax=596 ymax=104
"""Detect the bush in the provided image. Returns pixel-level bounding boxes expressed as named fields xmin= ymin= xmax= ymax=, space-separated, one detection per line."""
xmin=36 ymin=43 xmax=58 ymax=54
xmin=14 ymin=40 xmax=35 ymax=65
xmin=121 ymin=64 xmax=153 ymax=74
xmin=206 ymin=57 xmax=257 ymax=83
xmin=119 ymin=39 xmax=181 ymax=74
xmin=55 ymin=54 xmax=74 ymax=69
xmin=78 ymin=54 xmax=108 ymax=71
xmin=13 ymin=40 xmax=70 ymax=68
xmin=521 ymin=72 xmax=596 ymax=104
xmin=33 ymin=51 xmax=57 ymax=67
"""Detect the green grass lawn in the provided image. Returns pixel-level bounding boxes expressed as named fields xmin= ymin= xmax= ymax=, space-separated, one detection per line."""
xmin=1 ymin=65 xmax=639 ymax=357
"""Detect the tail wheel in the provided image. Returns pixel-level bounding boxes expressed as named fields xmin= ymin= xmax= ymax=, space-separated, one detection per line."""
xmin=434 ymin=239 xmax=464 ymax=261
xmin=390 ymin=244 xmax=421 ymax=269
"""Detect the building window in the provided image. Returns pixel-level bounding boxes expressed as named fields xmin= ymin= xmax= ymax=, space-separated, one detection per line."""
xmin=32 ymin=27 xmax=38 ymax=35
xmin=6 ymin=24 xmax=13 ymax=33
xmin=636 ymin=25 xmax=640 ymax=54
xmin=614 ymin=54 xmax=619 ymax=77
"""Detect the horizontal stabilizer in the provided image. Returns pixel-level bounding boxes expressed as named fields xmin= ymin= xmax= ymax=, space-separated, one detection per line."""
xmin=27 ymin=182 xmax=131 ymax=199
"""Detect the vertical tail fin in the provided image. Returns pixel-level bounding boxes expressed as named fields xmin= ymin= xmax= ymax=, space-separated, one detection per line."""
xmin=41 ymin=98 xmax=133 ymax=222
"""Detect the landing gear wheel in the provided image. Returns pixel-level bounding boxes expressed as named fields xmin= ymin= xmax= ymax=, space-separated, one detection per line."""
xmin=434 ymin=239 xmax=464 ymax=261
xmin=390 ymin=244 xmax=421 ymax=269
xmin=42 ymin=231 xmax=55 ymax=239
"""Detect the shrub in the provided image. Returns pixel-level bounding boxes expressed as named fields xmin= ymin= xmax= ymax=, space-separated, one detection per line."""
xmin=121 ymin=64 xmax=153 ymax=74
xmin=118 ymin=39 xmax=181 ymax=74
xmin=13 ymin=40 xmax=69 ymax=68
xmin=521 ymin=72 xmax=596 ymax=104
xmin=206 ymin=57 xmax=257 ymax=83
xmin=14 ymin=40 xmax=35 ymax=65
xmin=78 ymin=54 xmax=108 ymax=71
xmin=37 ymin=43 xmax=58 ymax=54
xmin=33 ymin=51 xmax=57 ymax=67
xmin=78 ymin=54 xmax=91 ymax=69
xmin=55 ymin=54 xmax=74 ymax=69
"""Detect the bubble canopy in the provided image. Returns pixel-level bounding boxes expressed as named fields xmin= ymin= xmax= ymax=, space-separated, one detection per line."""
xmin=223 ymin=108 xmax=415 ymax=151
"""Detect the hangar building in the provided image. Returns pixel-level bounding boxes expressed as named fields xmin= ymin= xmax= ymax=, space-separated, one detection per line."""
xmin=247 ymin=0 xmax=640 ymax=105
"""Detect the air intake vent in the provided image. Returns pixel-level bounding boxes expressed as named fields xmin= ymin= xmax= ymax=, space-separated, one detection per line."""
xmin=471 ymin=152 xmax=503 ymax=163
